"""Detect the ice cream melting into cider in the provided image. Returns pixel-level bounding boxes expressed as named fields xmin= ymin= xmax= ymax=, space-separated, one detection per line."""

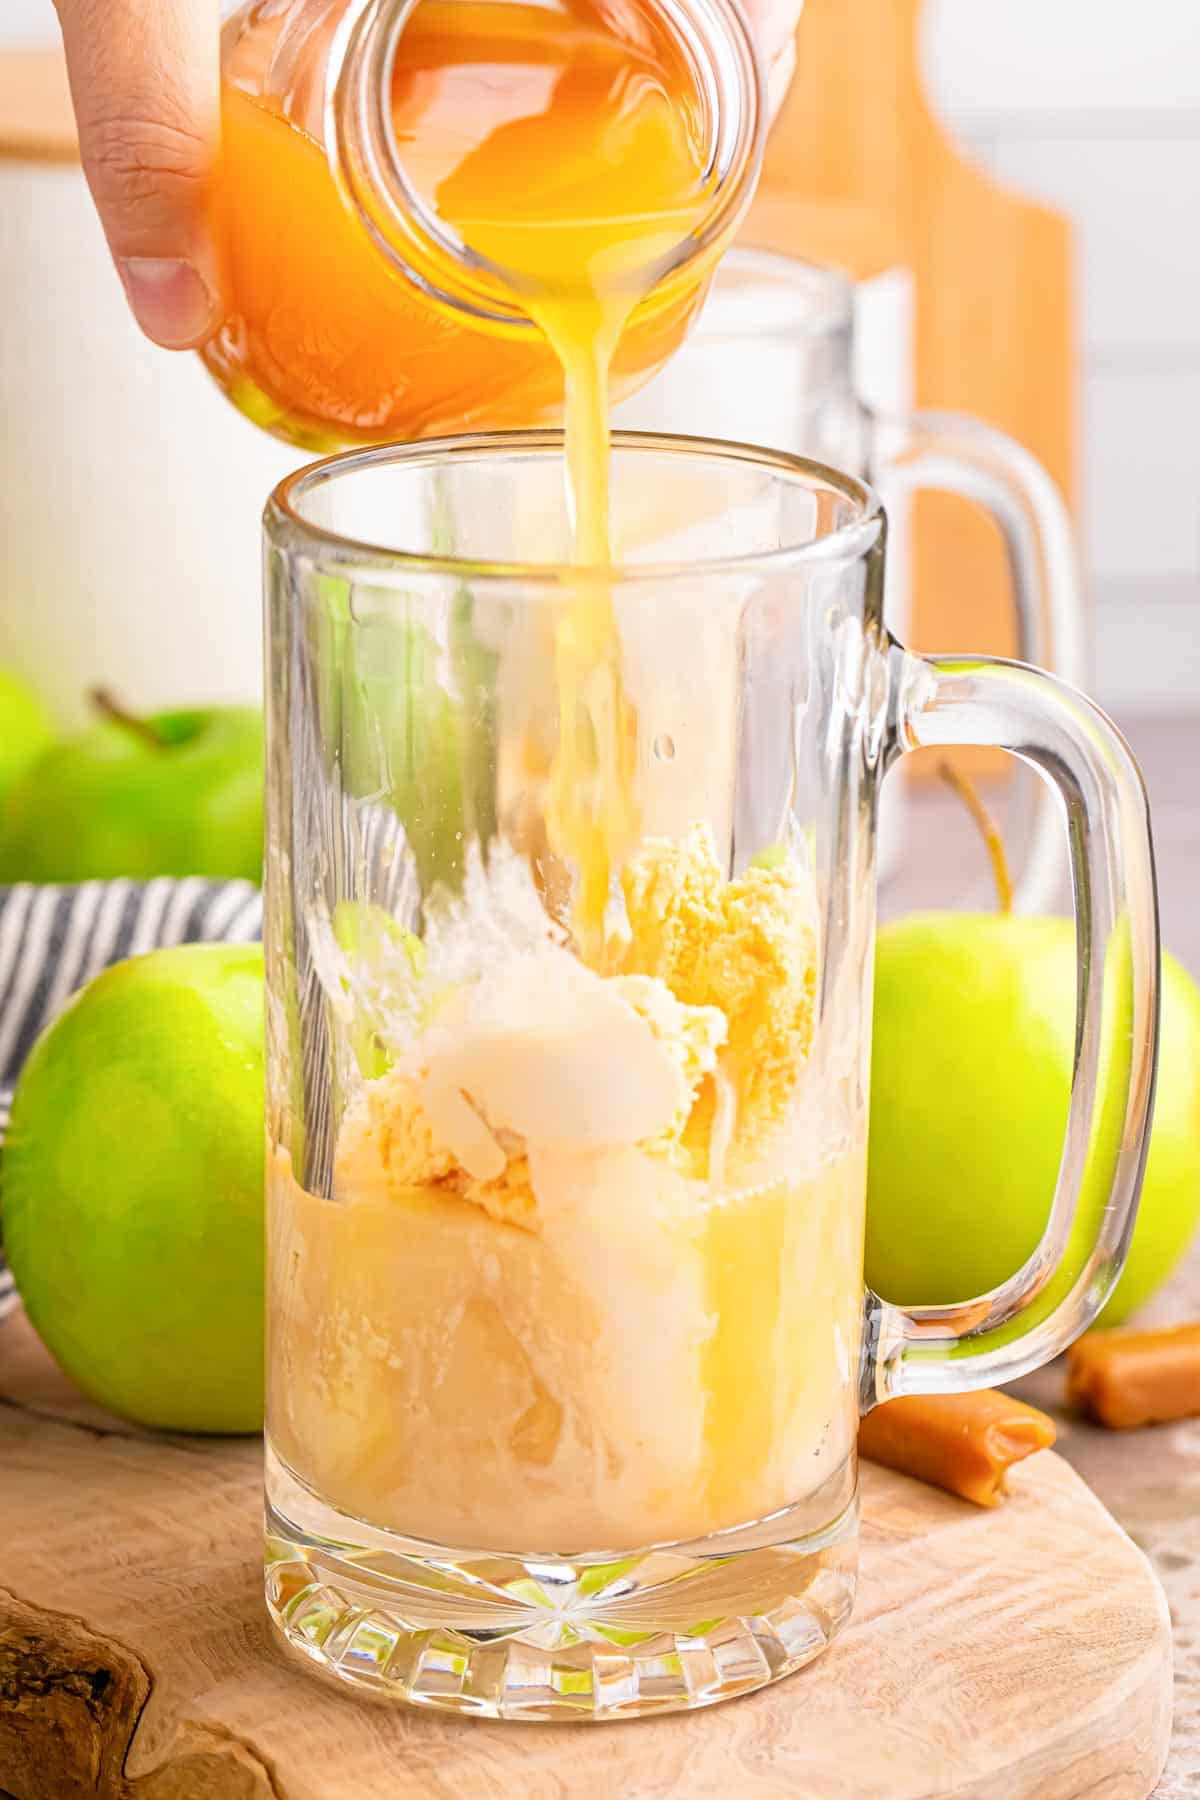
xmin=272 ymin=833 xmax=866 ymax=1550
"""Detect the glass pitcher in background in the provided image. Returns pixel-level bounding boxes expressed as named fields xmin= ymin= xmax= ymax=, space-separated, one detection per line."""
xmin=615 ymin=248 xmax=1085 ymax=911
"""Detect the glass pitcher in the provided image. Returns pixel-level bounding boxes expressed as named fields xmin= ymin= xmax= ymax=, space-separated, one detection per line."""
xmin=614 ymin=247 xmax=1086 ymax=913
xmin=207 ymin=0 xmax=762 ymax=449
xmin=262 ymin=430 xmax=1158 ymax=1721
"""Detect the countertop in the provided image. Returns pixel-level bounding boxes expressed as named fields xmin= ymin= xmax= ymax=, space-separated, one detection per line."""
xmin=887 ymin=712 xmax=1200 ymax=1798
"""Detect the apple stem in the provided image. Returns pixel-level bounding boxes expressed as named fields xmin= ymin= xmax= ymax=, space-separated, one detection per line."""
xmin=89 ymin=687 xmax=166 ymax=751
xmin=937 ymin=760 xmax=1014 ymax=915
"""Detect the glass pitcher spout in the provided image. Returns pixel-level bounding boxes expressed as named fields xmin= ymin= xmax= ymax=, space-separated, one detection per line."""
xmin=207 ymin=0 xmax=764 ymax=449
xmin=329 ymin=0 xmax=764 ymax=330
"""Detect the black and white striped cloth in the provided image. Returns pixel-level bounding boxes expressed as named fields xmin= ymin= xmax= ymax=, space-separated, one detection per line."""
xmin=0 ymin=878 xmax=263 ymax=1319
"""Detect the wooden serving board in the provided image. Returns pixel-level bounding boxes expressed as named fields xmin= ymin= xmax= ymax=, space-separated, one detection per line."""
xmin=0 ymin=1307 xmax=1171 ymax=1800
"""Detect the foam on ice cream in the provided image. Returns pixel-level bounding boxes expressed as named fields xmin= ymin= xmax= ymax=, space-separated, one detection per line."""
xmin=269 ymin=826 xmax=864 ymax=1550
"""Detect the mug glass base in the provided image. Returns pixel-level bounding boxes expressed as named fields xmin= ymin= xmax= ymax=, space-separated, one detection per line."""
xmin=264 ymin=1447 xmax=859 ymax=1721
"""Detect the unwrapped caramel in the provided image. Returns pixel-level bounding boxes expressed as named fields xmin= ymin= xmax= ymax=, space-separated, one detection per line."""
xmin=1066 ymin=1323 xmax=1200 ymax=1429
xmin=859 ymin=1390 xmax=1056 ymax=1507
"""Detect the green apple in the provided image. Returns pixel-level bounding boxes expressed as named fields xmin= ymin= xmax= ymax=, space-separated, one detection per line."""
xmin=867 ymin=914 xmax=1200 ymax=1327
xmin=0 ymin=667 xmax=55 ymax=808
xmin=376 ymin=622 xmax=466 ymax=894
xmin=1 ymin=943 xmax=264 ymax=1432
xmin=332 ymin=899 xmax=423 ymax=1079
xmin=336 ymin=585 xmax=498 ymax=898
xmin=0 ymin=697 xmax=263 ymax=883
xmin=343 ymin=615 xmax=467 ymax=893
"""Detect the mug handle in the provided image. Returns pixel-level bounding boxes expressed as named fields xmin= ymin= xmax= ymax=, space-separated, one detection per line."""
xmin=862 ymin=646 xmax=1160 ymax=1407
xmin=869 ymin=410 xmax=1085 ymax=914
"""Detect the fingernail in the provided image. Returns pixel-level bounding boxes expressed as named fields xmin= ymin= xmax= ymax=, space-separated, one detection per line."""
xmin=118 ymin=257 xmax=217 ymax=348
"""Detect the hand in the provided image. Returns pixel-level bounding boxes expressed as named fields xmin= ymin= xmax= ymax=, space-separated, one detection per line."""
xmin=54 ymin=0 xmax=803 ymax=353
xmin=54 ymin=0 xmax=223 ymax=349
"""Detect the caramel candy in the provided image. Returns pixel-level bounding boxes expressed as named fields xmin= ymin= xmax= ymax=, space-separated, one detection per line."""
xmin=1066 ymin=1323 xmax=1200 ymax=1430
xmin=859 ymin=1390 xmax=1057 ymax=1507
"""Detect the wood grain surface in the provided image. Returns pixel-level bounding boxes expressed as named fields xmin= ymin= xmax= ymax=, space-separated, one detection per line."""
xmin=0 ymin=1307 xmax=1171 ymax=1800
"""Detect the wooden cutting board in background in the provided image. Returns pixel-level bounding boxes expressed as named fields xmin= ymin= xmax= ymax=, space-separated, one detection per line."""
xmin=0 ymin=47 xmax=75 ymax=161
xmin=749 ymin=0 xmax=1076 ymax=665
xmin=0 ymin=1309 xmax=1171 ymax=1799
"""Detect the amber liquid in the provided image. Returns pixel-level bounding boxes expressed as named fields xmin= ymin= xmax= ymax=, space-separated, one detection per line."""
xmin=385 ymin=0 xmax=717 ymax=947
xmin=209 ymin=0 xmax=715 ymax=456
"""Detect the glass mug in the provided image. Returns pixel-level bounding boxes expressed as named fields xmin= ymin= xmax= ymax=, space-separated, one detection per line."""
xmin=263 ymin=432 xmax=1158 ymax=1721
xmin=615 ymin=248 xmax=1086 ymax=911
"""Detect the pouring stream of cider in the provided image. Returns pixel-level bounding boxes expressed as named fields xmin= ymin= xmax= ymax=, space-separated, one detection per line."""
xmin=392 ymin=0 xmax=716 ymax=957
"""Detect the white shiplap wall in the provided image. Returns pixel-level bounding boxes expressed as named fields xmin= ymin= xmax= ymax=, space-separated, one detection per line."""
xmin=923 ymin=0 xmax=1200 ymax=713
xmin=6 ymin=0 xmax=1199 ymax=710
xmin=3 ymin=0 xmax=56 ymax=41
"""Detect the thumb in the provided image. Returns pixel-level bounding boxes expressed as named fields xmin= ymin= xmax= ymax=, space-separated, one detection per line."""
xmin=55 ymin=0 xmax=223 ymax=348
